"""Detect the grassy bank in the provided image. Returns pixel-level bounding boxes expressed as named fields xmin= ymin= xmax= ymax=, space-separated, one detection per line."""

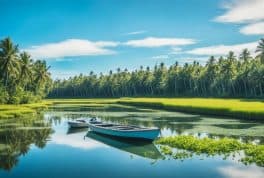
xmin=156 ymin=135 xmax=264 ymax=167
xmin=118 ymin=98 xmax=264 ymax=120
xmin=0 ymin=101 xmax=52 ymax=119
xmin=3 ymin=97 xmax=262 ymax=120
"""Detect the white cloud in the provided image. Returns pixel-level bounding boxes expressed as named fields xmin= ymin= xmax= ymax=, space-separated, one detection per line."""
xmin=240 ymin=22 xmax=264 ymax=35
xmin=24 ymin=39 xmax=119 ymax=59
xmin=94 ymin=41 xmax=120 ymax=47
xmin=152 ymin=55 xmax=169 ymax=59
xmin=50 ymin=69 xmax=81 ymax=79
xmin=170 ymin=47 xmax=183 ymax=54
xmin=124 ymin=37 xmax=196 ymax=48
xmin=215 ymin=0 xmax=264 ymax=23
xmin=124 ymin=30 xmax=147 ymax=35
xmin=186 ymin=41 xmax=258 ymax=56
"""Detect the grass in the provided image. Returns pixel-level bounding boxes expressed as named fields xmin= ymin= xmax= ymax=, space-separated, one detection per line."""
xmin=156 ymin=135 xmax=264 ymax=167
xmin=47 ymin=98 xmax=118 ymax=105
xmin=0 ymin=98 xmax=116 ymax=119
xmin=3 ymin=97 xmax=264 ymax=120
xmin=117 ymin=98 xmax=264 ymax=120
xmin=0 ymin=101 xmax=52 ymax=119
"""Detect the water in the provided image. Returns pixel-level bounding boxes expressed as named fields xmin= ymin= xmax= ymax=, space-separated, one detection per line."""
xmin=0 ymin=104 xmax=264 ymax=178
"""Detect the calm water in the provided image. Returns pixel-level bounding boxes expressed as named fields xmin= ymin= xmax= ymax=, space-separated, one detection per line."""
xmin=0 ymin=104 xmax=264 ymax=178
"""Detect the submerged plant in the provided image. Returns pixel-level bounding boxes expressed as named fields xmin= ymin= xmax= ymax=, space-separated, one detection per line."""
xmin=173 ymin=151 xmax=193 ymax=161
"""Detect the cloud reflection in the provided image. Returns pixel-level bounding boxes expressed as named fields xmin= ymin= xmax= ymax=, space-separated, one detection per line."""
xmin=218 ymin=165 xmax=264 ymax=178
xmin=51 ymin=131 xmax=107 ymax=150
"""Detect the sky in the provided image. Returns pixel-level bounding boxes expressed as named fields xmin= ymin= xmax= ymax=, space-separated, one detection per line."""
xmin=0 ymin=0 xmax=263 ymax=79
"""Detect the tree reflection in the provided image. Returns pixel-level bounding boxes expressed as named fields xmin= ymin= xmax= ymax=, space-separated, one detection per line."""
xmin=0 ymin=117 xmax=53 ymax=171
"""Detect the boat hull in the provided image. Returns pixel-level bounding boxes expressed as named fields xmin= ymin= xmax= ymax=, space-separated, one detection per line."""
xmin=88 ymin=124 xmax=160 ymax=141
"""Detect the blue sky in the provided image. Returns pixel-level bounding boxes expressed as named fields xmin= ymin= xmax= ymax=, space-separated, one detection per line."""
xmin=1 ymin=0 xmax=263 ymax=79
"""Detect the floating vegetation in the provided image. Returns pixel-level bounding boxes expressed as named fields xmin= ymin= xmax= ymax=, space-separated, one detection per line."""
xmin=156 ymin=135 xmax=264 ymax=167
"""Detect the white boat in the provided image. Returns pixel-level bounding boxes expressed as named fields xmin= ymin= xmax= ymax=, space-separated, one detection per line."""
xmin=87 ymin=119 xmax=160 ymax=141
xmin=68 ymin=119 xmax=89 ymax=128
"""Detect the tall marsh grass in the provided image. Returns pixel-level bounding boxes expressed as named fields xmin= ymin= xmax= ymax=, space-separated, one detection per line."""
xmin=118 ymin=98 xmax=264 ymax=120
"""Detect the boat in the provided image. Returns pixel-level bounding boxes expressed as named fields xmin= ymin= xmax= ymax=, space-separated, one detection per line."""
xmin=87 ymin=119 xmax=160 ymax=141
xmin=68 ymin=119 xmax=89 ymax=128
xmin=86 ymin=131 xmax=163 ymax=160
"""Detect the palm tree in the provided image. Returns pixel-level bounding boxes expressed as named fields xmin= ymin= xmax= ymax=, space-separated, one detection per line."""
xmin=256 ymin=38 xmax=264 ymax=64
xmin=34 ymin=60 xmax=51 ymax=92
xmin=19 ymin=52 xmax=33 ymax=88
xmin=240 ymin=49 xmax=251 ymax=62
xmin=0 ymin=38 xmax=19 ymax=86
xmin=227 ymin=51 xmax=236 ymax=62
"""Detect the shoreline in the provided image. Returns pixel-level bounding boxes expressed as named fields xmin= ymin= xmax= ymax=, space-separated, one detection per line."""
xmin=2 ymin=98 xmax=264 ymax=121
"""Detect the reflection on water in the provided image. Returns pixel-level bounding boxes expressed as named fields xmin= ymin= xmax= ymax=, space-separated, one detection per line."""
xmin=0 ymin=104 xmax=264 ymax=178
xmin=86 ymin=131 xmax=163 ymax=160
xmin=218 ymin=165 xmax=264 ymax=178
xmin=0 ymin=115 xmax=52 ymax=171
xmin=67 ymin=128 xmax=88 ymax=135
xmin=51 ymin=104 xmax=264 ymax=143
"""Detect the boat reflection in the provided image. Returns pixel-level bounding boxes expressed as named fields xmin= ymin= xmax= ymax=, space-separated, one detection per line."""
xmin=85 ymin=131 xmax=163 ymax=160
xmin=67 ymin=127 xmax=88 ymax=135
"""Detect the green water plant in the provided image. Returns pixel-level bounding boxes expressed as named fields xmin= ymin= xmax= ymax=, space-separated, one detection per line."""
xmin=160 ymin=145 xmax=173 ymax=155
xmin=156 ymin=135 xmax=264 ymax=167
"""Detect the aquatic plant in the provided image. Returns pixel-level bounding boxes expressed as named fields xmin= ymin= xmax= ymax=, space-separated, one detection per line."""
xmin=173 ymin=151 xmax=193 ymax=160
xmin=156 ymin=135 xmax=264 ymax=167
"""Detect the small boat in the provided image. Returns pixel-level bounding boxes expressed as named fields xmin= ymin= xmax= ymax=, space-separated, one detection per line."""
xmin=87 ymin=119 xmax=160 ymax=141
xmin=68 ymin=119 xmax=89 ymax=128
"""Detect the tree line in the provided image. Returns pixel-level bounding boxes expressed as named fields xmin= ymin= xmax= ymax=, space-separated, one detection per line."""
xmin=0 ymin=38 xmax=52 ymax=104
xmin=49 ymin=39 xmax=264 ymax=98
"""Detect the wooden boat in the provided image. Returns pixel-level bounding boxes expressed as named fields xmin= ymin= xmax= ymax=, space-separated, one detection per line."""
xmin=86 ymin=131 xmax=163 ymax=160
xmin=68 ymin=119 xmax=89 ymax=128
xmin=87 ymin=120 xmax=160 ymax=141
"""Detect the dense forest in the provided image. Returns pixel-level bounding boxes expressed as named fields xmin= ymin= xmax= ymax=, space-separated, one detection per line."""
xmin=0 ymin=38 xmax=52 ymax=104
xmin=49 ymin=39 xmax=264 ymax=98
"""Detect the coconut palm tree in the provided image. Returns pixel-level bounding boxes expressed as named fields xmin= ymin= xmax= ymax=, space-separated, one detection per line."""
xmin=0 ymin=38 xmax=20 ymax=86
xmin=240 ymin=49 xmax=251 ymax=62
xmin=256 ymin=38 xmax=264 ymax=64
xmin=34 ymin=60 xmax=51 ymax=92
xmin=19 ymin=52 xmax=33 ymax=88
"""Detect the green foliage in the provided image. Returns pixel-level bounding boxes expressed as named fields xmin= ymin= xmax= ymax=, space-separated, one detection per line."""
xmin=0 ymin=37 xmax=51 ymax=104
xmin=156 ymin=135 xmax=264 ymax=167
xmin=49 ymin=39 xmax=264 ymax=98
xmin=0 ymin=84 xmax=9 ymax=104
